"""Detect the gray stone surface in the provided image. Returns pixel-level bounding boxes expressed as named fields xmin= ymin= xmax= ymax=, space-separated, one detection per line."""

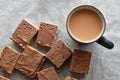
xmin=0 ymin=0 xmax=120 ymax=80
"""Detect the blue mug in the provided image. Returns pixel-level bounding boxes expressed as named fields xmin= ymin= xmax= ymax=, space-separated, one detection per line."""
xmin=66 ymin=5 xmax=114 ymax=49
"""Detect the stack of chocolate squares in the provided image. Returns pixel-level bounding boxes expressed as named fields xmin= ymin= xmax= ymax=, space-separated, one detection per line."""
xmin=0 ymin=19 xmax=92 ymax=80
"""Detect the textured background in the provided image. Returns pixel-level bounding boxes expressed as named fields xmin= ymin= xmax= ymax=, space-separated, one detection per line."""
xmin=0 ymin=0 xmax=120 ymax=80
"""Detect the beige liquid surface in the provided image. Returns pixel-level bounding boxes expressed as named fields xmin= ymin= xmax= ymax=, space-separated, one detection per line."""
xmin=68 ymin=9 xmax=103 ymax=42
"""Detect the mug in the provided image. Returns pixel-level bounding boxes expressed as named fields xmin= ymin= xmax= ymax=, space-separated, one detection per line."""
xmin=66 ymin=5 xmax=114 ymax=49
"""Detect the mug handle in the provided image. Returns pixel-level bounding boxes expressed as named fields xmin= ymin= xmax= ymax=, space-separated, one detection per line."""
xmin=96 ymin=36 xmax=114 ymax=49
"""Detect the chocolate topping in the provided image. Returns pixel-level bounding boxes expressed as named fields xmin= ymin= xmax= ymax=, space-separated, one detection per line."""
xmin=69 ymin=49 xmax=91 ymax=74
xmin=36 ymin=22 xmax=58 ymax=48
xmin=0 ymin=46 xmax=21 ymax=74
xmin=15 ymin=46 xmax=45 ymax=77
xmin=37 ymin=67 xmax=59 ymax=80
xmin=46 ymin=40 xmax=72 ymax=68
xmin=11 ymin=19 xmax=38 ymax=48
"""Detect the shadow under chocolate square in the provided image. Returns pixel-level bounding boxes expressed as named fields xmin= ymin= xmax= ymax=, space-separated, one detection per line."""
xmin=37 ymin=66 xmax=59 ymax=80
xmin=69 ymin=49 xmax=91 ymax=74
xmin=10 ymin=19 xmax=38 ymax=48
xmin=36 ymin=22 xmax=58 ymax=48
xmin=46 ymin=40 xmax=72 ymax=68
xmin=15 ymin=46 xmax=45 ymax=77
xmin=0 ymin=46 xmax=21 ymax=74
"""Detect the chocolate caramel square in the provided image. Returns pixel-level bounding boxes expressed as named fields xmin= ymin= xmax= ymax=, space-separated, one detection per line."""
xmin=36 ymin=22 xmax=58 ymax=48
xmin=10 ymin=19 xmax=38 ymax=48
xmin=46 ymin=40 xmax=72 ymax=68
xmin=15 ymin=46 xmax=45 ymax=77
xmin=69 ymin=49 xmax=91 ymax=74
xmin=0 ymin=75 xmax=9 ymax=80
xmin=37 ymin=66 xmax=59 ymax=80
xmin=0 ymin=46 xmax=21 ymax=74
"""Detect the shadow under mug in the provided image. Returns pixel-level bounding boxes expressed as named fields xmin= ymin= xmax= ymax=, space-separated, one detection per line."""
xmin=66 ymin=5 xmax=114 ymax=49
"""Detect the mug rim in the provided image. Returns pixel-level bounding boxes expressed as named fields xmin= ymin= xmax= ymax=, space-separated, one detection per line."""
xmin=66 ymin=5 xmax=106 ymax=43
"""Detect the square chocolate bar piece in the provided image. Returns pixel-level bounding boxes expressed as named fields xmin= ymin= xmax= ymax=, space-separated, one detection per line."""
xmin=15 ymin=46 xmax=45 ymax=77
xmin=0 ymin=46 xmax=21 ymax=74
xmin=46 ymin=40 xmax=72 ymax=68
xmin=0 ymin=75 xmax=9 ymax=80
xmin=36 ymin=22 xmax=58 ymax=48
xmin=37 ymin=66 xmax=59 ymax=80
xmin=65 ymin=77 xmax=77 ymax=80
xmin=10 ymin=19 xmax=38 ymax=48
xmin=69 ymin=49 xmax=91 ymax=74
